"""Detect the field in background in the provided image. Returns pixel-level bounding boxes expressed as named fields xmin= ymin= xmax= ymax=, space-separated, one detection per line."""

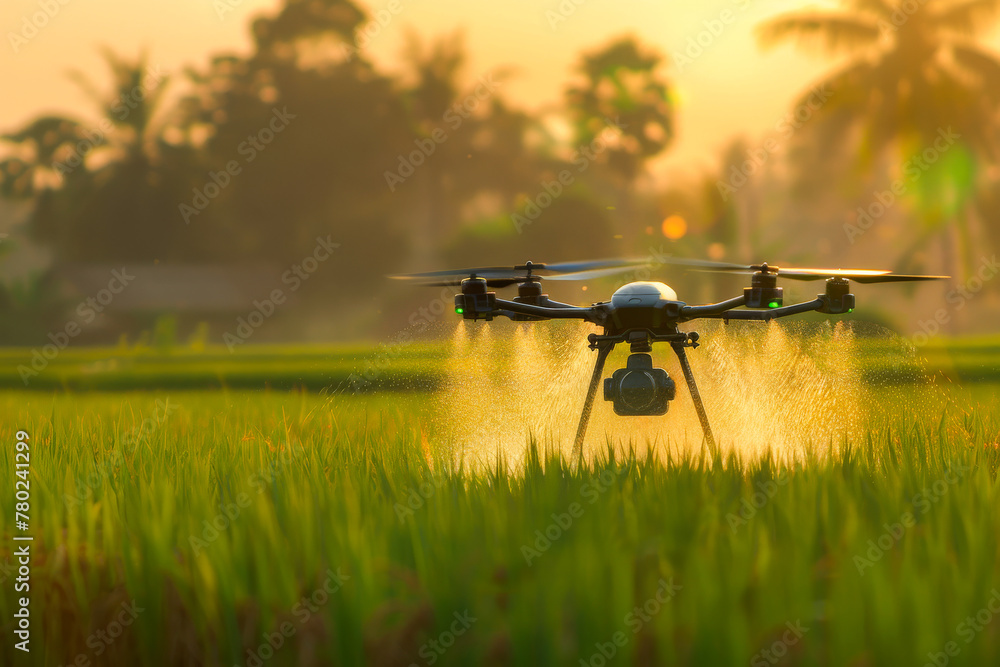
xmin=1 ymin=331 xmax=999 ymax=666
xmin=1 ymin=329 xmax=1000 ymax=391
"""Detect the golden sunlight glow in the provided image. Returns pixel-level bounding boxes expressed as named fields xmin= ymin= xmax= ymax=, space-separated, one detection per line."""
xmin=1 ymin=0 xmax=950 ymax=177
xmin=661 ymin=215 xmax=687 ymax=240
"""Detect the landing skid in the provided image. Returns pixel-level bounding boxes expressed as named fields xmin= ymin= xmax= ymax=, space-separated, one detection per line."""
xmin=571 ymin=330 xmax=716 ymax=457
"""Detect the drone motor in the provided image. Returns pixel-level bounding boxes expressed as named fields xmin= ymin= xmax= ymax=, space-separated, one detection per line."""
xmin=514 ymin=278 xmax=545 ymax=305
xmin=819 ymin=277 xmax=855 ymax=314
xmin=454 ymin=277 xmax=496 ymax=320
xmin=744 ymin=265 xmax=784 ymax=309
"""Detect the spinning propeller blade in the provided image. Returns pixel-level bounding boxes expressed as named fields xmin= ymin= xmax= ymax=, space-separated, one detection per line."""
xmin=391 ymin=257 xmax=947 ymax=287
xmin=390 ymin=259 xmax=650 ymax=287
xmin=772 ymin=269 xmax=948 ymax=283
xmin=545 ymin=265 xmax=649 ymax=281
xmin=651 ymin=257 xmax=948 ymax=283
xmin=389 ymin=267 xmax=518 ymax=286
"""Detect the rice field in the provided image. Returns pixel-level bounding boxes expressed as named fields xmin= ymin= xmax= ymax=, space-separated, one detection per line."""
xmin=1 ymin=324 xmax=1000 ymax=666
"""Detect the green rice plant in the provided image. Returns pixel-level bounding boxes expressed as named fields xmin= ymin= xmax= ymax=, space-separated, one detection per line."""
xmin=0 ymin=345 xmax=998 ymax=666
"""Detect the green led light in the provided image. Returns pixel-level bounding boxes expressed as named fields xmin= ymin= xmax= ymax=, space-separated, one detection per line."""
xmin=768 ymin=301 xmax=780 ymax=308
xmin=848 ymin=308 xmax=854 ymax=313
xmin=455 ymin=307 xmax=464 ymax=314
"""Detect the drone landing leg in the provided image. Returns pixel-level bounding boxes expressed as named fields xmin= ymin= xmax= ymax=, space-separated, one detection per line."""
xmin=671 ymin=342 xmax=716 ymax=450
xmin=571 ymin=342 xmax=614 ymax=459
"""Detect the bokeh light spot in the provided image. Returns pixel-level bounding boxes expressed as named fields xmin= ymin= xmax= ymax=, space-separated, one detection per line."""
xmin=661 ymin=215 xmax=687 ymax=240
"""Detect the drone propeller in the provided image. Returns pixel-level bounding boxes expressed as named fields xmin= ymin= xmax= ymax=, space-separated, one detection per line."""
xmin=390 ymin=258 xmax=650 ymax=287
xmin=653 ymin=257 xmax=948 ymax=283
xmin=392 ymin=257 xmax=947 ymax=287
xmin=770 ymin=268 xmax=947 ymax=283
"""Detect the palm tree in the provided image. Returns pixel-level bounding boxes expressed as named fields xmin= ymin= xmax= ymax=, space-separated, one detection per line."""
xmin=53 ymin=49 xmax=180 ymax=261
xmin=67 ymin=48 xmax=169 ymax=165
xmin=0 ymin=116 xmax=98 ymax=200
xmin=564 ymin=36 xmax=676 ymax=244
xmin=398 ymin=30 xmax=467 ymax=268
xmin=757 ymin=0 xmax=1000 ymax=279
xmin=0 ymin=49 xmax=183 ymax=262
xmin=398 ymin=31 xmax=538 ymax=268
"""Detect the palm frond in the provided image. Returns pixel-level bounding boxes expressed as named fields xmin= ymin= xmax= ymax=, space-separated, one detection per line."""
xmin=822 ymin=58 xmax=882 ymax=105
xmin=933 ymin=0 xmax=1000 ymax=36
xmin=845 ymin=0 xmax=898 ymax=19
xmin=66 ymin=68 xmax=104 ymax=106
xmin=757 ymin=13 xmax=882 ymax=54
xmin=951 ymin=41 xmax=1000 ymax=102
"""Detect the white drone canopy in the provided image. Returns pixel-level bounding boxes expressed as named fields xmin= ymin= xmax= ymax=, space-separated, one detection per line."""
xmin=610 ymin=281 xmax=679 ymax=306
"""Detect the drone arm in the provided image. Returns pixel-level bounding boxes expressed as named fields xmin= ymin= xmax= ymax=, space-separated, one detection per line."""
xmin=534 ymin=296 xmax=578 ymax=309
xmin=679 ymin=296 xmax=747 ymax=319
xmin=493 ymin=298 xmax=604 ymax=323
xmin=692 ymin=298 xmax=826 ymax=321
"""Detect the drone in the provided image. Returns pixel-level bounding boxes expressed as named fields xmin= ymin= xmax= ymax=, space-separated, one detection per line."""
xmin=393 ymin=258 xmax=946 ymax=454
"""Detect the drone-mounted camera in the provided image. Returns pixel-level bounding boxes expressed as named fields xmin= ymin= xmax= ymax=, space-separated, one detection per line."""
xmin=603 ymin=353 xmax=676 ymax=416
xmin=744 ymin=265 xmax=784 ymax=309
xmin=454 ymin=277 xmax=497 ymax=320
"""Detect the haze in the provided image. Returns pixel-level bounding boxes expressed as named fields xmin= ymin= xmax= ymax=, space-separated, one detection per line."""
xmin=3 ymin=0 xmax=897 ymax=180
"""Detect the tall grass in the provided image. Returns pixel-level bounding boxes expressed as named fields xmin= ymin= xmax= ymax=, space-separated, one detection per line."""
xmin=0 ymin=384 xmax=999 ymax=666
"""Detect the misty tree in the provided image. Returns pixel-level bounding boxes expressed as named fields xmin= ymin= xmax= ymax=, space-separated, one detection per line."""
xmin=758 ymin=0 xmax=1000 ymax=279
xmin=564 ymin=35 xmax=677 ymax=242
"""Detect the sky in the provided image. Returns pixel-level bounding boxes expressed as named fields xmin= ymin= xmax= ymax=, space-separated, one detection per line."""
xmin=4 ymin=0 xmax=1000 ymax=182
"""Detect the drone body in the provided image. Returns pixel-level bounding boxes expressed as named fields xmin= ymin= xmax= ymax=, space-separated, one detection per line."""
xmin=395 ymin=258 xmax=945 ymax=453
